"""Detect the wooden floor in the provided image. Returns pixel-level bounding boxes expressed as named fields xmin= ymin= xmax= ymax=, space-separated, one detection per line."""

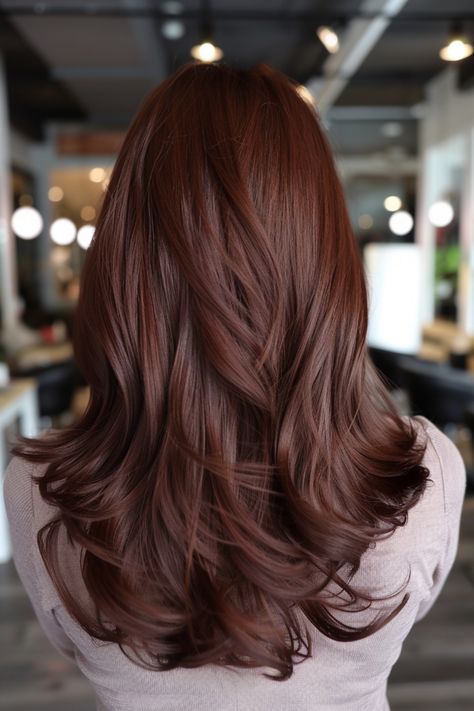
xmin=1 ymin=497 xmax=473 ymax=711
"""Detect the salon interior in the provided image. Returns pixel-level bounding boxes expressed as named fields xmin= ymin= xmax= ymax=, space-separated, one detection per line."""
xmin=0 ymin=1 xmax=474 ymax=709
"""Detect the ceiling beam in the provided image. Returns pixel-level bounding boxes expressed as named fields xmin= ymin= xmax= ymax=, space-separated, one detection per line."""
xmin=311 ymin=0 xmax=410 ymax=116
xmin=1 ymin=5 xmax=472 ymax=22
xmin=328 ymin=105 xmax=419 ymax=121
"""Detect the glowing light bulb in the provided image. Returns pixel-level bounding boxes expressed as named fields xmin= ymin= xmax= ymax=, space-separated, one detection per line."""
xmin=296 ymin=85 xmax=315 ymax=106
xmin=428 ymin=200 xmax=454 ymax=228
xmin=80 ymin=205 xmax=96 ymax=221
xmin=384 ymin=195 xmax=402 ymax=212
xmin=162 ymin=20 xmax=185 ymax=39
xmin=440 ymin=37 xmax=473 ymax=61
xmin=316 ymin=26 xmax=339 ymax=54
xmin=11 ymin=206 xmax=43 ymax=239
xmin=190 ymin=41 xmax=223 ymax=63
xmin=89 ymin=167 xmax=106 ymax=183
xmin=48 ymin=186 xmax=64 ymax=202
xmin=388 ymin=211 xmax=414 ymax=236
xmin=77 ymin=224 xmax=95 ymax=250
xmin=50 ymin=218 xmax=77 ymax=245
xmin=358 ymin=214 xmax=374 ymax=230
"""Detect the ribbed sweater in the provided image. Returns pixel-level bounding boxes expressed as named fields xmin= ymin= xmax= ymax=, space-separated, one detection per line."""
xmin=3 ymin=415 xmax=467 ymax=710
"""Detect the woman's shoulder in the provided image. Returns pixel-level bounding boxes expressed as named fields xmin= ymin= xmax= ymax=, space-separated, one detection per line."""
xmin=4 ymin=454 xmax=51 ymax=528
xmin=4 ymin=454 xmax=37 ymax=530
xmin=4 ymin=454 xmax=65 ymax=610
xmin=384 ymin=415 xmax=467 ymax=591
xmin=353 ymin=416 xmax=466 ymax=593
xmin=3 ymin=454 xmax=53 ymax=568
xmin=405 ymin=415 xmax=467 ymax=514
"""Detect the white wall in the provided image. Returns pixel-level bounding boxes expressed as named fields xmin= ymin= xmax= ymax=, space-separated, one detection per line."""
xmin=417 ymin=67 xmax=474 ymax=334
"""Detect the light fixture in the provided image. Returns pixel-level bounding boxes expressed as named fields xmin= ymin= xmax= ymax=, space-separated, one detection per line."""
xmin=428 ymin=200 xmax=454 ymax=227
xmin=77 ymin=224 xmax=95 ymax=250
xmin=48 ymin=186 xmax=64 ymax=202
xmin=381 ymin=122 xmax=403 ymax=138
xmin=316 ymin=26 xmax=339 ymax=54
xmin=191 ymin=40 xmax=223 ymax=63
xmin=162 ymin=19 xmax=185 ymax=39
xmin=51 ymin=246 xmax=71 ymax=266
xmin=388 ymin=210 xmax=414 ymax=236
xmin=161 ymin=1 xmax=185 ymax=39
xmin=384 ymin=195 xmax=402 ymax=212
xmin=358 ymin=214 xmax=374 ymax=230
xmin=296 ymin=85 xmax=315 ymax=106
xmin=80 ymin=205 xmax=96 ymax=221
xmin=190 ymin=1 xmax=223 ymax=63
xmin=11 ymin=206 xmax=43 ymax=239
xmin=440 ymin=23 xmax=473 ymax=62
xmin=50 ymin=218 xmax=77 ymax=245
xmin=89 ymin=167 xmax=106 ymax=183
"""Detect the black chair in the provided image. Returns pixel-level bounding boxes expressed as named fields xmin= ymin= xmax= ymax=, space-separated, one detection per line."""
xmin=18 ymin=360 xmax=78 ymax=420
xmin=368 ymin=347 xmax=417 ymax=391
xmin=465 ymin=402 xmax=474 ymax=436
xmin=398 ymin=357 xmax=474 ymax=429
xmin=463 ymin=403 xmax=474 ymax=494
xmin=398 ymin=357 xmax=474 ymax=494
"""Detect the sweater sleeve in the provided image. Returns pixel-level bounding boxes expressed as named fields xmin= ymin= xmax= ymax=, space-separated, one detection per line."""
xmin=414 ymin=423 xmax=467 ymax=623
xmin=3 ymin=455 xmax=76 ymax=662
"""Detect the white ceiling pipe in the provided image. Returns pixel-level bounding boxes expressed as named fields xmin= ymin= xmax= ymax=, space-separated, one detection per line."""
xmin=312 ymin=0 xmax=410 ymax=116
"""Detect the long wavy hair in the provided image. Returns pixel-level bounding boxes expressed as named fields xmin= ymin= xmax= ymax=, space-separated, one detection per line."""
xmin=12 ymin=61 xmax=429 ymax=681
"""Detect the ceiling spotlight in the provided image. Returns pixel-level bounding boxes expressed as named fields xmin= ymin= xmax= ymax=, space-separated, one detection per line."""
xmin=440 ymin=23 xmax=473 ymax=62
xmin=358 ymin=214 xmax=374 ymax=230
xmin=381 ymin=122 xmax=403 ymax=138
xmin=77 ymin=224 xmax=95 ymax=250
xmin=89 ymin=167 xmax=106 ymax=183
xmin=50 ymin=218 xmax=77 ymax=246
xmin=162 ymin=20 xmax=185 ymax=40
xmin=80 ymin=205 xmax=96 ymax=221
xmin=316 ymin=26 xmax=339 ymax=54
xmin=48 ymin=186 xmax=64 ymax=202
xmin=191 ymin=3 xmax=223 ymax=63
xmin=428 ymin=200 xmax=454 ymax=228
xmin=296 ymin=85 xmax=315 ymax=106
xmin=384 ymin=195 xmax=402 ymax=212
xmin=191 ymin=40 xmax=223 ymax=63
xmin=11 ymin=206 xmax=43 ymax=239
xmin=388 ymin=210 xmax=414 ymax=236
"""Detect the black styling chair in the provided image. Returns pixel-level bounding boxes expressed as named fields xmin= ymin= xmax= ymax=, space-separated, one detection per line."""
xmin=463 ymin=402 xmax=474 ymax=494
xmin=18 ymin=360 xmax=78 ymax=424
xmin=368 ymin=347 xmax=417 ymax=391
xmin=399 ymin=357 xmax=474 ymax=494
xmin=398 ymin=357 xmax=474 ymax=429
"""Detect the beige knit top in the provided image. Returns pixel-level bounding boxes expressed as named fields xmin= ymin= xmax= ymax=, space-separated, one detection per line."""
xmin=4 ymin=415 xmax=467 ymax=710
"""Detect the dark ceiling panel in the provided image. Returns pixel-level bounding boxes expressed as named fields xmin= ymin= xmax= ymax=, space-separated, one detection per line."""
xmin=1 ymin=0 xmax=474 ymax=154
xmin=0 ymin=14 xmax=85 ymax=138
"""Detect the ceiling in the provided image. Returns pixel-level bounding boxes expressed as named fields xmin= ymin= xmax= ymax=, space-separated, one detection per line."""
xmin=1 ymin=0 xmax=474 ymax=154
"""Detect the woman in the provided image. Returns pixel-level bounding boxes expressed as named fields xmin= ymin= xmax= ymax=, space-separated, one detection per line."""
xmin=4 ymin=62 xmax=466 ymax=710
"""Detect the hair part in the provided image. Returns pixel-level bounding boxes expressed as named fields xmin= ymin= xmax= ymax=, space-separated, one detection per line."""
xmin=12 ymin=61 xmax=429 ymax=681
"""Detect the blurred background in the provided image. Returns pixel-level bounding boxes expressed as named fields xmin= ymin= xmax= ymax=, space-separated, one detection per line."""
xmin=1 ymin=1 xmax=474 ymax=709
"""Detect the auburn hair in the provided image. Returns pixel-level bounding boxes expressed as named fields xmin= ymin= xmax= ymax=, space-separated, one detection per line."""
xmin=12 ymin=61 xmax=429 ymax=681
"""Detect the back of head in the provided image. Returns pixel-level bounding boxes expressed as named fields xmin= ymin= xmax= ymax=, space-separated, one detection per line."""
xmin=12 ymin=62 xmax=429 ymax=681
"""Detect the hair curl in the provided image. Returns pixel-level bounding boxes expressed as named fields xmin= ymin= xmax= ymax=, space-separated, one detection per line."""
xmin=12 ymin=62 xmax=429 ymax=681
